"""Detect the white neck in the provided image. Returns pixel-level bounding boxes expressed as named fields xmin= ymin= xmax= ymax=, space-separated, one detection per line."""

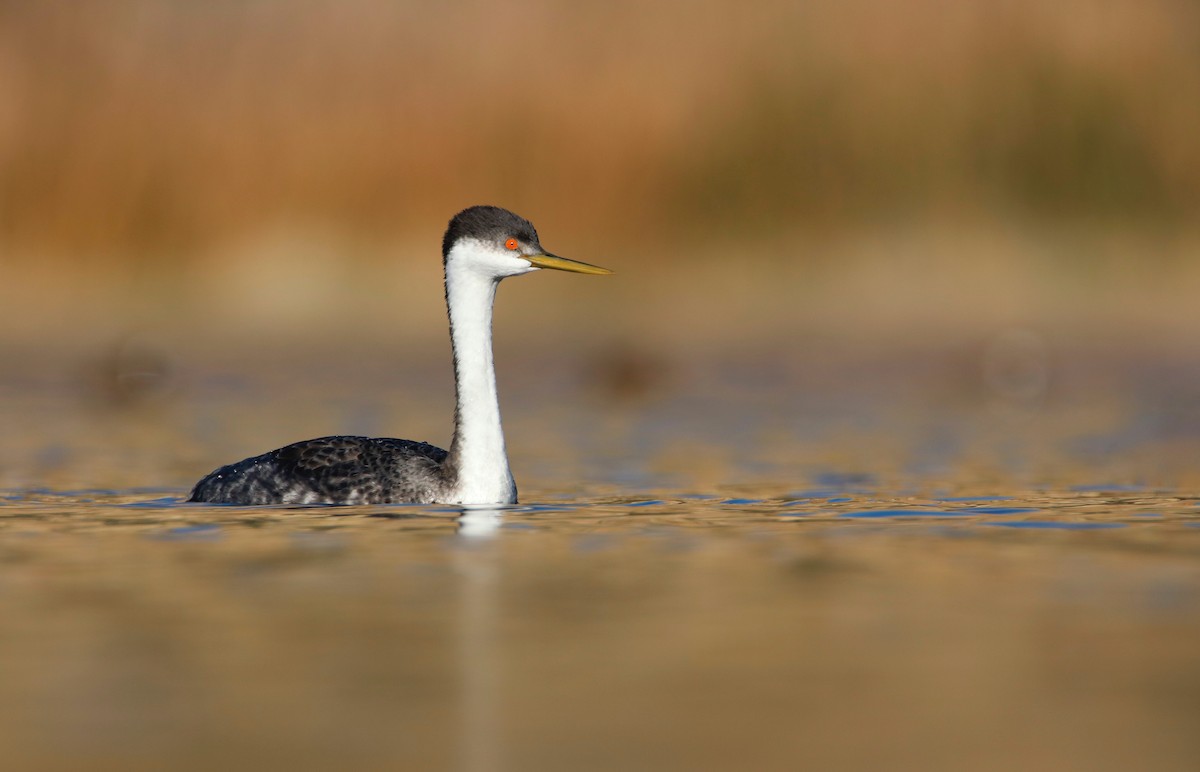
xmin=443 ymin=256 xmax=517 ymax=505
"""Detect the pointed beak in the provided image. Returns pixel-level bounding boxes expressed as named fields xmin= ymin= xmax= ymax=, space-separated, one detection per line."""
xmin=525 ymin=252 xmax=613 ymax=275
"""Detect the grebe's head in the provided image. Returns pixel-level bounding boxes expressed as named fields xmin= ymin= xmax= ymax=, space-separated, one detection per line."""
xmin=442 ymin=205 xmax=611 ymax=280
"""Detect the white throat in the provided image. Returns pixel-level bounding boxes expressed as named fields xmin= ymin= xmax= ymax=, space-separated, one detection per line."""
xmin=443 ymin=251 xmax=518 ymax=505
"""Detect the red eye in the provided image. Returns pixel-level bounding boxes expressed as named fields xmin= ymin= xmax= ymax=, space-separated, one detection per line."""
xmin=505 ymin=238 xmax=519 ymax=251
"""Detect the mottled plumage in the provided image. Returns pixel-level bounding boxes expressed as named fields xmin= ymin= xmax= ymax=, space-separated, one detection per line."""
xmin=188 ymin=205 xmax=610 ymax=507
xmin=190 ymin=437 xmax=451 ymax=505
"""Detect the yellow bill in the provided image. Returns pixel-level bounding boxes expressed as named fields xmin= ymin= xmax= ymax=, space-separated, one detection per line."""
xmin=525 ymin=253 xmax=613 ymax=275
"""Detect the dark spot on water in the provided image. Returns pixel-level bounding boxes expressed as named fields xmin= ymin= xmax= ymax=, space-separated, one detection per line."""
xmin=785 ymin=552 xmax=861 ymax=579
xmin=35 ymin=445 xmax=71 ymax=470
xmin=813 ymin=471 xmax=876 ymax=489
xmin=364 ymin=511 xmax=431 ymax=521
xmin=153 ymin=523 xmax=222 ymax=541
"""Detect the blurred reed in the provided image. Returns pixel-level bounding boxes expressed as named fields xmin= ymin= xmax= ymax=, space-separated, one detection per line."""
xmin=1 ymin=0 xmax=1197 ymax=264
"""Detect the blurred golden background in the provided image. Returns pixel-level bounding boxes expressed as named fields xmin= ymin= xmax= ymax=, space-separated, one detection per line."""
xmin=1 ymin=0 xmax=1198 ymax=355
xmin=2 ymin=8 xmax=1200 ymax=772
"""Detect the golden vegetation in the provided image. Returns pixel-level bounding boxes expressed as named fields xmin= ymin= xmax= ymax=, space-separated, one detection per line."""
xmin=1 ymin=0 xmax=1197 ymax=261
xmin=0 ymin=1 xmax=1198 ymax=352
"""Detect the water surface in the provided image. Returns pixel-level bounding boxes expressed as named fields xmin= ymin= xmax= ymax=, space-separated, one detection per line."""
xmin=1 ymin=344 xmax=1199 ymax=771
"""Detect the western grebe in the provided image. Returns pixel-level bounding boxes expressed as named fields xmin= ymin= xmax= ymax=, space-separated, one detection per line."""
xmin=189 ymin=205 xmax=611 ymax=506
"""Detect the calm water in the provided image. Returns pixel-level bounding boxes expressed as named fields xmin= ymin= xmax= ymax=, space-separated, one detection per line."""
xmin=1 ymin=342 xmax=1199 ymax=771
